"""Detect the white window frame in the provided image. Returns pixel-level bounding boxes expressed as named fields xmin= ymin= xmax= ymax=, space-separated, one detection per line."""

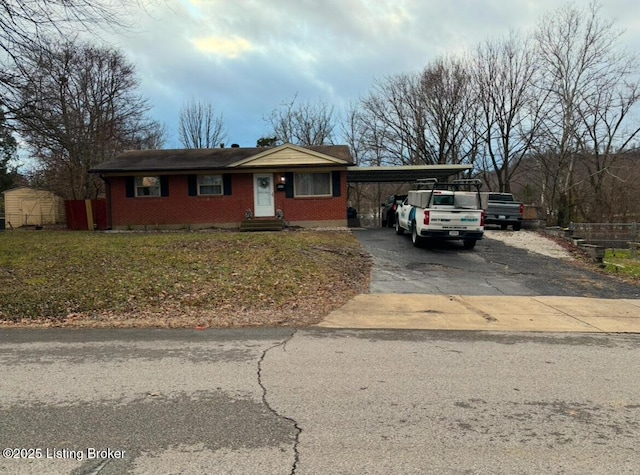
xmin=294 ymin=172 xmax=332 ymax=197
xmin=135 ymin=176 xmax=160 ymax=197
xmin=197 ymin=175 xmax=223 ymax=196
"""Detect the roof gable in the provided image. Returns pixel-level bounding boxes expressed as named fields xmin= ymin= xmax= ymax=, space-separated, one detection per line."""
xmin=230 ymin=144 xmax=351 ymax=168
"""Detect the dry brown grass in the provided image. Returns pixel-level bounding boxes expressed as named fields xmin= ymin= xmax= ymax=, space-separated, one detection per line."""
xmin=0 ymin=229 xmax=371 ymax=328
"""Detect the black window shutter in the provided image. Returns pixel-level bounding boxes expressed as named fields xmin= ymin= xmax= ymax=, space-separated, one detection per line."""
xmin=160 ymin=176 xmax=169 ymax=196
xmin=332 ymin=171 xmax=341 ymax=197
xmin=285 ymin=172 xmax=294 ymax=198
xmin=125 ymin=177 xmax=135 ymax=197
xmin=188 ymin=175 xmax=198 ymax=196
xmin=223 ymin=175 xmax=232 ymax=195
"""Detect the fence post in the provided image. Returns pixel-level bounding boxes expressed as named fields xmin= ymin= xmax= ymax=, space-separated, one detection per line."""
xmin=633 ymin=222 xmax=638 ymax=259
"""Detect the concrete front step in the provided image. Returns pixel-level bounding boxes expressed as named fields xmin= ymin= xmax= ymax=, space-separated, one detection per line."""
xmin=239 ymin=219 xmax=284 ymax=232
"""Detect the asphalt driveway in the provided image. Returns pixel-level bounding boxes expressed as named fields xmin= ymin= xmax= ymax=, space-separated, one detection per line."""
xmin=352 ymin=228 xmax=640 ymax=298
xmin=317 ymin=228 xmax=640 ymax=332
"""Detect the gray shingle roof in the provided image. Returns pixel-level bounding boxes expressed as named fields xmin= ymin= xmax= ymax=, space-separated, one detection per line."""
xmin=91 ymin=145 xmax=354 ymax=173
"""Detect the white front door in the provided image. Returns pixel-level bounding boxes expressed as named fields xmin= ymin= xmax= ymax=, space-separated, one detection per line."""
xmin=253 ymin=173 xmax=275 ymax=217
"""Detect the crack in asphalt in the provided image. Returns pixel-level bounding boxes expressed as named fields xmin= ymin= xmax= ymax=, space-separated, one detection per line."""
xmin=81 ymin=459 xmax=110 ymax=475
xmin=433 ymin=284 xmax=447 ymax=294
xmin=257 ymin=330 xmax=301 ymax=475
xmin=484 ymin=277 xmax=506 ymax=294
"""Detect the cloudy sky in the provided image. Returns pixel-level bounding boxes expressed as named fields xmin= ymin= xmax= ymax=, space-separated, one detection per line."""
xmin=106 ymin=0 xmax=640 ymax=149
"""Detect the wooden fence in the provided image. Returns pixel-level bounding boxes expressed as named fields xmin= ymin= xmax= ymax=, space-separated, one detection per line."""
xmin=65 ymin=200 xmax=108 ymax=230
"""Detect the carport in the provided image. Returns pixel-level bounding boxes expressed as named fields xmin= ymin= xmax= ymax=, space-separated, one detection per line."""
xmin=347 ymin=164 xmax=473 ymax=183
xmin=346 ymin=164 xmax=474 ymax=226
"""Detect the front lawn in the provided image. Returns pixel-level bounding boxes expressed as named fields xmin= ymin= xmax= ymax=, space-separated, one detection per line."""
xmin=0 ymin=230 xmax=371 ymax=328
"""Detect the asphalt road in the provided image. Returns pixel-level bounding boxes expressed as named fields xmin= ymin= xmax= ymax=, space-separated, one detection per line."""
xmin=1 ymin=329 xmax=639 ymax=474
xmin=354 ymin=228 xmax=640 ymax=298
xmin=2 ymin=228 xmax=640 ymax=474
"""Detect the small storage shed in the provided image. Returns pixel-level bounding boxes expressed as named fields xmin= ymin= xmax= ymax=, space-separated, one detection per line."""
xmin=2 ymin=187 xmax=66 ymax=228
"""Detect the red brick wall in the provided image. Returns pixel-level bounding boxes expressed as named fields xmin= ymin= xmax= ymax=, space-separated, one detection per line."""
xmin=106 ymin=172 xmax=347 ymax=228
xmin=273 ymin=171 xmax=347 ymax=223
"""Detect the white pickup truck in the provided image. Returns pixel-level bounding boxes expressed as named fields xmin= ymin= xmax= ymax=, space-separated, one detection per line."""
xmin=395 ymin=180 xmax=485 ymax=249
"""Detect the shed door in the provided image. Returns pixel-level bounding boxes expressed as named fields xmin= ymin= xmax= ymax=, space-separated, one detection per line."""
xmin=253 ymin=174 xmax=274 ymax=217
xmin=22 ymin=200 xmax=41 ymax=225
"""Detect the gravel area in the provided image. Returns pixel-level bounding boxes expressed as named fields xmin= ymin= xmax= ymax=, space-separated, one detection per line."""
xmin=484 ymin=229 xmax=575 ymax=260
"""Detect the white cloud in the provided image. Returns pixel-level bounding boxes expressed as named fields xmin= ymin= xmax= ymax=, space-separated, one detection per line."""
xmin=190 ymin=35 xmax=254 ymax=58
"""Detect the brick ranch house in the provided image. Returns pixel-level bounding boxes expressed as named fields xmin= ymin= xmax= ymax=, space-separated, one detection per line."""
xmin=90 ymin=144 xmax=353 ymax=230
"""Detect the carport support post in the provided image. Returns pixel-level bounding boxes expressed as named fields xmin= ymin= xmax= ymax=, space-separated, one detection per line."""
xmin=377 ymin=182 xmax=381 ymax=226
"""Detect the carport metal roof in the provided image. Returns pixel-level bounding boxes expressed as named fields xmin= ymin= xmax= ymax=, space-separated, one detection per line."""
xmin=346 ymin=165 xmax=473 ymax=183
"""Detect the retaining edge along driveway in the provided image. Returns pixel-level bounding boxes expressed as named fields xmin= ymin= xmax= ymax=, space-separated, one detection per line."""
xmin=317 ymin=294 xmax=640 ymax=333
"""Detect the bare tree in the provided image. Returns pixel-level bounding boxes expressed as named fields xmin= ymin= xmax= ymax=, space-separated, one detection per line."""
xmin=178 ymin=99 xmax=227 ymax=149
xmin=356 ymin=57 xmax=479 ymax=167
xmin=533 ymin=1 xmax=640 ymax=224
xmin=266 ymin=94 xmax=336 ymax=146
xmin=0 ymin=108 xmax=19 ymax=192
xmin=1 ymin=1 xmax=126 ymax=58
xmin=572 ymin=59 xmax=640 ymax=221
xmin=136 ymin=121 xmax=168 ymax=150
xmin=341 ymin=102 xmax=390 ymax=219
xmin=419 ymin=56 xmax=480 ymax=166
xmin=0 ymin=0 xmax=150 ymax=107
xmin=358 ymin=73 xmax=425 ymax=165
xmin=7 ymin=38 xmax=164 ymax=199
xmin=472 ymin=32 xmax=542 ymax=193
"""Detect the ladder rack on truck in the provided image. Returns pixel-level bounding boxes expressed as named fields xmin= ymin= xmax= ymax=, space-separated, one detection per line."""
xmin=415 ymin=178 xmax=483 ymax=191
xmin=395 ymin=178 xmax=485 ymax=249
